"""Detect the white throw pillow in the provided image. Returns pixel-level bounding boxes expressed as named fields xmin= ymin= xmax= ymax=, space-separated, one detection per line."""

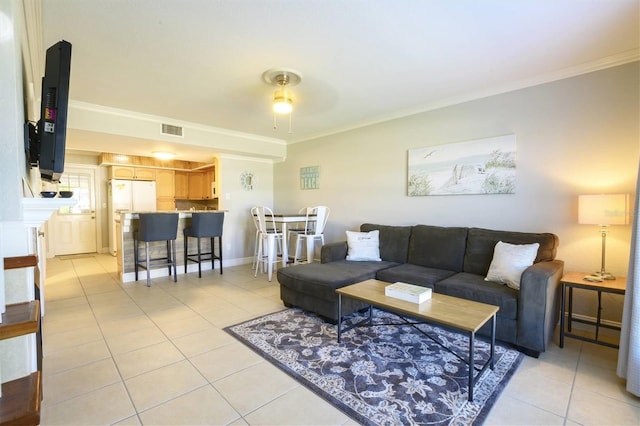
xmin=485 ymin=241 xmax=540 ymax=290
xmin=346 ymin=230 xmax=381 ymax=261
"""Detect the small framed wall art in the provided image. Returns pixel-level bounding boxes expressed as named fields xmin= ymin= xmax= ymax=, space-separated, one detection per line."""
xmin=300 ymin=166 xmax=320 ymax=190
xmin=240 ymin=170 xmax=255 ymax=190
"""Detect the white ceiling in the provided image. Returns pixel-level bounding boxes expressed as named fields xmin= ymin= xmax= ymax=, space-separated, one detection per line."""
xmin=42 ymin=0 xmax=639 ymax=161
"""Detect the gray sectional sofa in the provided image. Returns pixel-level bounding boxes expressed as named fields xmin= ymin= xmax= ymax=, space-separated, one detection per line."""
xmin=277 ymin=223 xmax=564 ymax=356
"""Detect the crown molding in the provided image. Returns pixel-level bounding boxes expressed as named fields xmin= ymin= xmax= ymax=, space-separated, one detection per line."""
xmin=217 ymin=153 xmax=277 ymax=164
xmin=290 ymin=49 xmax=640 ymax=145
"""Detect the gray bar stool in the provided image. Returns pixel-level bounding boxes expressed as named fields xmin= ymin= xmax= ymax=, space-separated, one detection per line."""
xmin=184 ymin=212 xmax=224 ymax=277
xmin=134 ymin=213 xmax=179 ymax=287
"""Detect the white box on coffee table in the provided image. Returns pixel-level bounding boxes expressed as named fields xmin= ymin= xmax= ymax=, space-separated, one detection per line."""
xmin=385 ymin=282 xmax=432 ymax=304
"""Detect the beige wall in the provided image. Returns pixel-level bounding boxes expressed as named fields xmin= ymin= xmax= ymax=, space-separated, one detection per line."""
xmin=1 ymin=0 xmax=38 ymax=384
xmin=217 ymin=155 xmax=275 ymax=263
xmin=275 ymin=62 xmax=639 ymax=320
xmin=0 ymin=0 xmax=28 ymax=221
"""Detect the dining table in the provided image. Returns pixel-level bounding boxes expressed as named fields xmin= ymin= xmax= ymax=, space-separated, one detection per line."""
xmin=271 ymin=213 xmax=316 ymax=268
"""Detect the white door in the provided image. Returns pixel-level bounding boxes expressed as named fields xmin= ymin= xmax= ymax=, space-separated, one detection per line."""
xmin=53 ymin=168 xmax=97 ymax=255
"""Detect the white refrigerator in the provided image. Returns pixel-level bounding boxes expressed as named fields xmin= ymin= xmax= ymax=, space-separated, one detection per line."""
xmin=108 ymin=179 xmax=157 ymax=255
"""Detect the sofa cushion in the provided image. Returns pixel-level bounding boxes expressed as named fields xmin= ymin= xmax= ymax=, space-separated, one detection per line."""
xmin=346 ymin=230 xmax=381 ymax=261
xmin=463 ymin=228 xmax=559 ymax=276
xmin=407 ymin=225 xmax=468 ymax=272
xmin=435 ymin=272 xmax=519 ymax=320
xmin=277 ymin=260 xmax=399 ymax=301
xmin=486 ymin=241 xmax=539 ymax=289
xmin=376 ymin=263 xmax=457 ymax=289
xmin=361 ymin=224 xmax=412 ymax=263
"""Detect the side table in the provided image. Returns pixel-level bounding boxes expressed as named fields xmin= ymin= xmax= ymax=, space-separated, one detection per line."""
xmin=559 ymin=271 xmax=626 ymax=349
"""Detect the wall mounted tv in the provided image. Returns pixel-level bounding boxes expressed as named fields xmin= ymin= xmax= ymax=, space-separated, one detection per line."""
xmin=26 ymin=40 xmax=72 ymax=183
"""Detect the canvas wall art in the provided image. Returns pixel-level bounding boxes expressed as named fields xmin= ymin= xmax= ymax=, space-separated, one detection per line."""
xmin=408 ymin=134 xmax=516 ymax=196
xmin=300 ymin=166 xmax=320 ymax=190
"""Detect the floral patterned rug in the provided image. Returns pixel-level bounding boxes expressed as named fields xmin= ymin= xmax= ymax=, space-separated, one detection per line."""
xmin=225 ymin=308 xmax=523 ymax=425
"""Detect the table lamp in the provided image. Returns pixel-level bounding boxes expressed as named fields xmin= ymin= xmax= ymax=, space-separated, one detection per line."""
xmin=578 ymin=194 xmax=629 ymax=280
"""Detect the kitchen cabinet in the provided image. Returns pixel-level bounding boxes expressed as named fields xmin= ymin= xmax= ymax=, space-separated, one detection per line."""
xmin=188 ymin=167 xmax=215 ymax=200
xmin=155 ymin=169 xmax=175 ymax=211
xmin=175 ymin=171 xmax=189 ymax=199
xmin=110 ymin=166 xmax=156 ymax=181
xmin=156 ymin=199 xmax=176 ymax=211
xmin=188 ymin=172 xmax=207 ymax=200
xmin=206 ymin=168 xmax=217 ymax=197
xmin=156 ymin=169 xmax=175 ymax=198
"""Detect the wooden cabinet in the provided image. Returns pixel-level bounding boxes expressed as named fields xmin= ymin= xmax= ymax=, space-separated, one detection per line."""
xmin=188 ymin=172 xmax=207 ymax=200
xmin=107 ymin=165 xmax=216 ymax=202
xmin=187 ymin=167 xmax=215 ymax=200
xmin=175 ymin=171 xmax=189 ymax=199
xmin=110 ymin=166 xmax=156 ymax=181
xmin=156 ymin=198 xmax=176 ymax=211
xmin=156 ymin=169 xmax=175 ymax=198
xmin=155 ymin=169 xmax=175 ymax=211
xmin=206 ymin=168 xmax=216 ymax=197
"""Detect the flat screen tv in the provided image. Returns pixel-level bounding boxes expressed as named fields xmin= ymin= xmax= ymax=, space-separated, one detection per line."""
xmin=27 ymin=40 xmax=72 ymax=183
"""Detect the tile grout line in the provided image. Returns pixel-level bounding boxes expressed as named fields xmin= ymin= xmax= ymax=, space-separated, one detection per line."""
xmin=42 ymin=258 xmax=341 ymax=424
xmin=84 ymin=262 xmax=271 ymax=423
xmin=41 ymin=257 xmax=140 ymax=424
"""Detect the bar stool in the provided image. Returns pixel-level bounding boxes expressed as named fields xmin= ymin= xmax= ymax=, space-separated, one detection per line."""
xmin=134 ymin=213 xmax=179 ymax=287
xmin=184 ymin=212 xmax=224 ymax=277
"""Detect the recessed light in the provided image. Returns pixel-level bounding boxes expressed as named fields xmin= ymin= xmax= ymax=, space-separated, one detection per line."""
xmin=153 ymin=151 xmax=175 ymax=160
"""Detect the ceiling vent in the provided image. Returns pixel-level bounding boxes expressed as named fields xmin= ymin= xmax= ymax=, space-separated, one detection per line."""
xmin=161 ymin=123 xmax=183 ymax=137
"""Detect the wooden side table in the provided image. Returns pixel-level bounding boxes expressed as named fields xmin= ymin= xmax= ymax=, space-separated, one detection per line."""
xmin=559 ymin=271 xmax=626 ymax=349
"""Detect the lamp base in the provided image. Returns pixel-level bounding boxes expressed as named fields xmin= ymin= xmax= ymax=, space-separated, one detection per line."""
xmin=590 ymin=271 xmax=616 ymax=280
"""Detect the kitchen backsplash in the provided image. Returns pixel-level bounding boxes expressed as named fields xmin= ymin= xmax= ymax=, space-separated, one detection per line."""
xmin=175 ymin=199 xmax=218 ymax=211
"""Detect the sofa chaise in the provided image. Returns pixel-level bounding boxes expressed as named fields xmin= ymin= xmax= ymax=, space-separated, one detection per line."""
xmin=277 ymin=223 xmax=564 ymax=356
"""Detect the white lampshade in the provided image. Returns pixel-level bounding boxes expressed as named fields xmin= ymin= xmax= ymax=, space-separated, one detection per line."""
xmin=578 ymin=194 xmax=629 ymax=226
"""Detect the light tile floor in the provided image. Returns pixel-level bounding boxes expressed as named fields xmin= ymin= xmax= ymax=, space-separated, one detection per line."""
xmin=39 ymin=255 xmax=640 ymax=425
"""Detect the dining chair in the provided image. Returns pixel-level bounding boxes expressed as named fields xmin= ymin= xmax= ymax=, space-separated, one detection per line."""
xmin=250 ymin=207 xmax=261 ymax=270
xmin=290 ymin=206 xmax=330 ymax=264
xmin=134 ymin=213 xmax=179 ymax=287
xmin=183 ymin=212 xmax=224 ymax=277
xmin=284 ymin=207 xmax=311 ymax=260
xmin=253 ymin=206 xmax=283 ymax=281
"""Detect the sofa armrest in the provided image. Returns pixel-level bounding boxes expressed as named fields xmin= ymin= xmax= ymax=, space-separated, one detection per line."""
xmin=516 ymin=259 xmax=564 ymax=353
xmin=321 ymin=241 xmax=348 ymax=263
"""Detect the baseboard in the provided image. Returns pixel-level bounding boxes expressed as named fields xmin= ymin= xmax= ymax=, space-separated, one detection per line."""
xmin=564 ymin=312 xmax=622 ymax=330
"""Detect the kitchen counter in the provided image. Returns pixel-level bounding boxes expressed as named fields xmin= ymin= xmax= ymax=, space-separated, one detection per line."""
xmin=115 ymin=210 xmax=225 ymax=282
xmin=115 ymin=210 xmax=220 ymax=222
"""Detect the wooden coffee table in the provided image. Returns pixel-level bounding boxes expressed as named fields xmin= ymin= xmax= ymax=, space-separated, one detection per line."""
xmin=335 ymin=279 xmax=500 ymax=402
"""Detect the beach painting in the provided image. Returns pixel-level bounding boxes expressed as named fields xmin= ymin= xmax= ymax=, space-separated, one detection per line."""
xmin=408 ymin=134 xmax=516 ymax=196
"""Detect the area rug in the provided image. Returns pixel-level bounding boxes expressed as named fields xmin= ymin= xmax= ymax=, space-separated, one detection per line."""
xmin=225 ymin=308 xmax=523 ymax=426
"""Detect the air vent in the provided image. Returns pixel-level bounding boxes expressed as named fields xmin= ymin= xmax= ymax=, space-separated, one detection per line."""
xmin=161 ymin=123 xmax=183 ymax=137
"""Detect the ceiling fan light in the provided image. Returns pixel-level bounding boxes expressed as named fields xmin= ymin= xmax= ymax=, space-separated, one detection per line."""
xmin=273 ymin=90 xmax=293 ymax=114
